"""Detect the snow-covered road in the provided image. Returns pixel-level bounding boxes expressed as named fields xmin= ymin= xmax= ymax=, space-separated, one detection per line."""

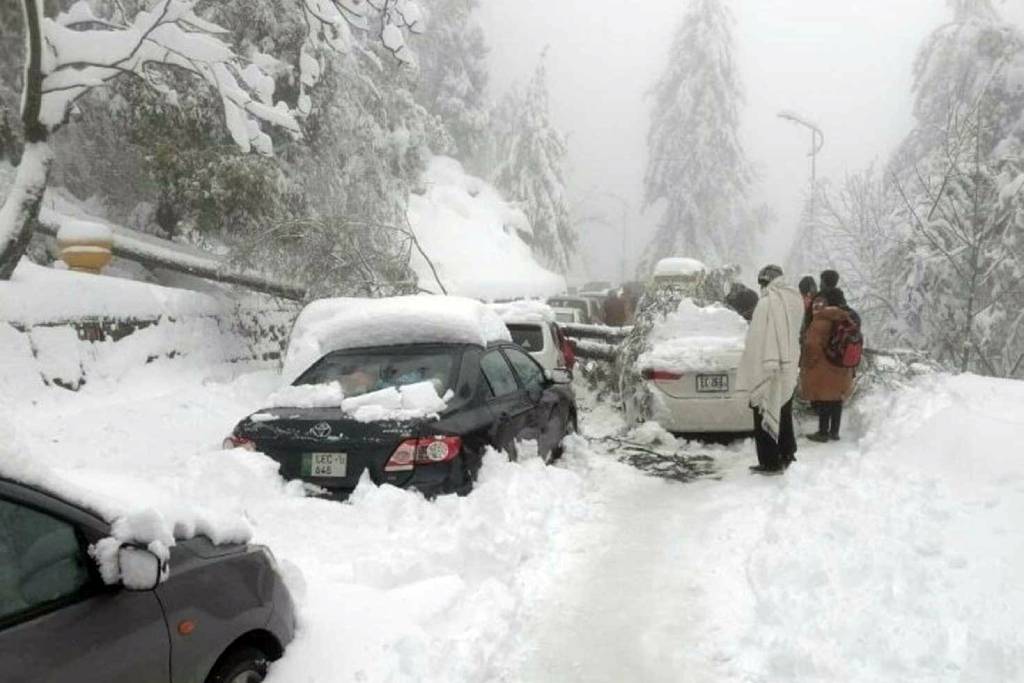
xmin=6 ymin=355 xmax=1024 ymax=682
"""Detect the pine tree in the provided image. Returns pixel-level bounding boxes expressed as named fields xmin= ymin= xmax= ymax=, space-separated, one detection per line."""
xmin=493 ymin=55 xmax=575 ymax=274
xmin=641 ymin=0 xmax=753 ymax=271
xmin=416 ymin=0 xmax=490 ymax=168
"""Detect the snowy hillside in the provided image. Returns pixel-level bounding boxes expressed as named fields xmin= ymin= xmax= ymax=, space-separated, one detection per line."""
xmin=408 ymin=157 xmax=566 ymax=301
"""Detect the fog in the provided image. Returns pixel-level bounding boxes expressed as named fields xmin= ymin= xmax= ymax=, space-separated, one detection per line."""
xmin=479 ymin=0 xmax=1024 ymax=284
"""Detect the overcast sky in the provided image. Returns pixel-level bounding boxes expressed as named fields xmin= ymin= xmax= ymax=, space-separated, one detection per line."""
xmin=479 ymin=0 xmax=1024 ymax=284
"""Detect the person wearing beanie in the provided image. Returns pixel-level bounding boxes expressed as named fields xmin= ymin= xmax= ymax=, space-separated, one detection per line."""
xmin=820 ymin=269 xmax=839 ymax=292
xmin=736 ymin=265 xmax=805 ymax=473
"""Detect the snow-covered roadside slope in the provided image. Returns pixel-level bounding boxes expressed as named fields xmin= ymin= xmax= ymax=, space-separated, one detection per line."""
xmin=408 ymin=157 xmax=566 ymax=301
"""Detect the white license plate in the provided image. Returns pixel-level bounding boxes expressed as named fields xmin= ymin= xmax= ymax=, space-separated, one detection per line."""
xmin=696 ymin=374 xmax=729 ymax=393
xmin=304 ymin=452 xmax=347 ymax=477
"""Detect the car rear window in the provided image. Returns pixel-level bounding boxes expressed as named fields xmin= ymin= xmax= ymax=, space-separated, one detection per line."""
xmin=548 ymin=299 xmax=588 ymax=316
xmin=296 ymin=348 xmax=459 ymax=399
xmin=507 ymin=324 xmax=545 ymax=352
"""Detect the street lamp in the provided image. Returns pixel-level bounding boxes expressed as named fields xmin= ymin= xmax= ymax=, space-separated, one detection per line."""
xmin=778 ymin=110 xmax=825 ymax=264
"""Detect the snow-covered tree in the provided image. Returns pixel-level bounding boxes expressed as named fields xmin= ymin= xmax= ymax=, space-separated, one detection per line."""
xmin=416 ymin=0 xmax=490 ymax=167
xmin=814 ymin=167 xmax=905 ymax=341
xmin=493 ymin=55 xmax=576 ymax=274
xmin=887 ymin=0 xmax=1024 ymax=376
xmin=641 ymin=0 xmax=753 ymax=271
xmin=0 ymin=0 xmax=425 ymax=279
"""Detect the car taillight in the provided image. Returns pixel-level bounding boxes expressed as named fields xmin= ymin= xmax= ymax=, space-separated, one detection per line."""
xmin=222 ymin=435 xmax=256 ymax=451
xmin=384 ymin=436 xmax=462 ymax=472
xmin=642 ymin=369 xmax=683 ymax=381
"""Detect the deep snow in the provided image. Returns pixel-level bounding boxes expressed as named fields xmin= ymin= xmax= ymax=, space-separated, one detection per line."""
xmin=2 ymin=334 xmax=1023 ymax=681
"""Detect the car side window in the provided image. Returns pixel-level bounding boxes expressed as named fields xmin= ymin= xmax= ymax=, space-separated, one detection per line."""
xmin=0 ymin=498 xmax=92 ymax=625
xmin=480 ymin=351 xmax=520 ymax=398
xmin=504 ymin=348 xmax=546 ymax=393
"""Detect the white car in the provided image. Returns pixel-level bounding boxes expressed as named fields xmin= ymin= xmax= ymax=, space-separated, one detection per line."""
xmin=629 ymin=298 xmax=752 ymax=434
xmin=489 ymin=301 xmax=569 ymax=373
xmin=551 ymin=307 xmax=584 ymax=324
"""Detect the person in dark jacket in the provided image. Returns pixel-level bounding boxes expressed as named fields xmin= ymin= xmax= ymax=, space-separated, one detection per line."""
xmin=798 ymin=276 xmax=818 ymax=344
xmin=726 ymin=282 xmax=760 ymax=322
xmin=603 ymin=290 xmax=628 ymax=327
xmin=820 ymin=269 xmax=839 ymax=293
xmin=800 ymin=287 xmax=855 ymax=442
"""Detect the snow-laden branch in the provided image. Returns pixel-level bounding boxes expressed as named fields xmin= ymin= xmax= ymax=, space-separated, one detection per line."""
xmin=295 ymin=0 xmax=424 ymax=114
xmin=38 ymin=0 xmax=301 ymax=155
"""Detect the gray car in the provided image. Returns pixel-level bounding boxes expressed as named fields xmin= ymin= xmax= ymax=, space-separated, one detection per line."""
xmin=0 ymin=477 xmax=295 ymax=683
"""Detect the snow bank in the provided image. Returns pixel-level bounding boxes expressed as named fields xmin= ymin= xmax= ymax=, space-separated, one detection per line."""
xmin=487 ymin=300 xmax=556 ymax=325
xmin=281 ymin=295 xmax=511 ymax=385
xmin=637 ymin=299 xmax=748 ymax=373
xmin=0 ymin=259 xmax=222 ymax=325
xmin=1 ymin=353 xmax=599 ymax=683
xmin=408 ymin=157 xmax=566 ymax=301
xmin=689 ymin=373 xmax=1024 ymax=681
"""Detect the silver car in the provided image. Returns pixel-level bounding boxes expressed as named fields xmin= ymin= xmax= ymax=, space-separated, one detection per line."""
xmin=0 ymin=477 xmax=295 ymax=683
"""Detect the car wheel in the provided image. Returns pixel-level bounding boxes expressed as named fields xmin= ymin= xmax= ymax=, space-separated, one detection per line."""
xmin=549 ymin=411 xmax=578 ymax=463
xmin=206 ymin=646 xmax=269 ymax=683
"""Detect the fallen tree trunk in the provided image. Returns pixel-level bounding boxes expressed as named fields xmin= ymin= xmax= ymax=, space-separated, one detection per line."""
xmin=573 ymin=339 xmax=619 ymax=362
xmin=35 ymin=217 xmax=306 ymax=301
xmin=562 ymin=322 xmax=632 ymax=343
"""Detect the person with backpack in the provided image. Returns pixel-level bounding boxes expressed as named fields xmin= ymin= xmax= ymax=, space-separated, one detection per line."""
xmin=800 ymin=287 xmax=861 ymax=442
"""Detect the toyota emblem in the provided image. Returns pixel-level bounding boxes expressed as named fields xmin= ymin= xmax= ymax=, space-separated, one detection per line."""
xmin=309 ymin=422 xmax=332 ymax=438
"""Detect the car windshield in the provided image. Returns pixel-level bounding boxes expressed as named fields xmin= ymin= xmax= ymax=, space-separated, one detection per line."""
xmin=507 ymin=324 xmax=545 ymax=352
xmin=295 ymin=348 xmax=459 ymax=399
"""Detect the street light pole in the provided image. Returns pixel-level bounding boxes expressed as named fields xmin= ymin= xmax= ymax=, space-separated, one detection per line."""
xmin=778 ymin=111 xmax=825 ymax=262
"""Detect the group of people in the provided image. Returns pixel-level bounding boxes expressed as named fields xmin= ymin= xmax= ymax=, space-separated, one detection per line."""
xmin=736 ymin=265 xmax=858 ymax=474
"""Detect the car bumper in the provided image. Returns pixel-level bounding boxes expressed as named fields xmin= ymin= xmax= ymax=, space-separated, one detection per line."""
xmin=649 ymin=387 xmax=753 ymax=433
xmin=303 ymin=458 xmax=470 ymax=501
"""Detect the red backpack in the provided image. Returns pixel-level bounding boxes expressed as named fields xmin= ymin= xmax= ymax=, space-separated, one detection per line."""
xmin=826 ymin=312 xmax=863 ymax=368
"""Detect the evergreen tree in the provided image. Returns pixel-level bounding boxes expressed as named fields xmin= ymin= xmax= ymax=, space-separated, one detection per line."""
xmin=416 ymin=0 xmax=490 ymax=168
xmin=493 ymin=55 xmax=576 ymax=274
xmin=641 ymin=0 xmax=753 ymax=271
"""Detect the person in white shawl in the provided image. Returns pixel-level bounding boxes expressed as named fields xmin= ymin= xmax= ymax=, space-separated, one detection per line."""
xmin=736 ymin=265 xmax=805 ymax=473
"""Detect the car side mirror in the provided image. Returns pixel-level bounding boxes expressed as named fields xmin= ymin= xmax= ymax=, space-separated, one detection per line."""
xmin=546 ymin=368 xmax=573 ymax=385
xmin=118 ymin=546 xmax=166 ymax=591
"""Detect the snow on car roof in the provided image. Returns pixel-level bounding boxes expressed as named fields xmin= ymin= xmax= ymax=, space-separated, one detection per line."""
xmin=0 ymin=416 xmax=251 ymax=586
xmin=282 ymin=295 xmax=513 ymax=385
xmin=638 ymin=299 xmax=748 ymax=373
xmin=488 ymin=300 xmax=556 ymax=325
xmin=653 ymin=257 xmax=707 ymax=277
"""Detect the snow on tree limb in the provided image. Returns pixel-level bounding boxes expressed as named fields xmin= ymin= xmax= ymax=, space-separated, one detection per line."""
xmin=38 ymin=0 xmax=300 ymax=154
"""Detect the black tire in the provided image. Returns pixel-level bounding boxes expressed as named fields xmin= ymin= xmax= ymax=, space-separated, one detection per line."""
xmin=206 ymin=646 xmax=269 ymax=683
xmin=549 ymin=411 xmax=578 ymax=463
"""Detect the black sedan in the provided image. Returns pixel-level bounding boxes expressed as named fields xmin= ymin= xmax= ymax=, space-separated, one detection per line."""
xmin=225 ymin=341 xmax=578 ymax=499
